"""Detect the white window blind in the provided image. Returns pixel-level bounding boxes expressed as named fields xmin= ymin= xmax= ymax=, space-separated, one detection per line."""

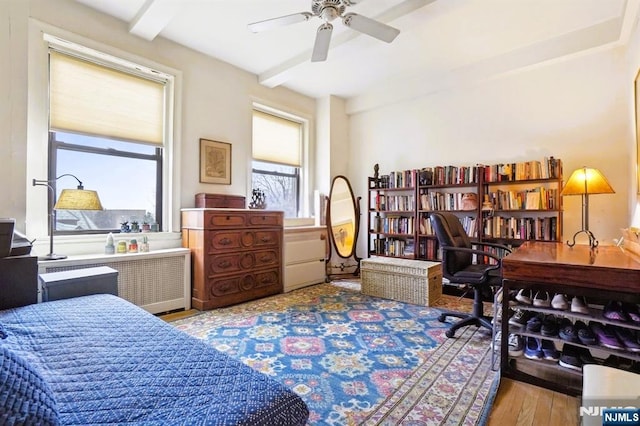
xmin=252 ymin=110 xmax=302 ymax=167
xmin=49 ymin=51 xmax=165 ymax=145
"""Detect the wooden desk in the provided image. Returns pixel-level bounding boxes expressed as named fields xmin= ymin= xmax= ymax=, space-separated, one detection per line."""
xmin=500 ymin=241 xmax=640 ymax=395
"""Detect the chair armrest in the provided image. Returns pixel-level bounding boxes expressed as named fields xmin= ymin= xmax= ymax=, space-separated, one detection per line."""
xmin=440 ymin=245 xmax=504 ymax=284
xmin=439 ymin=245 xmax=504 ymax=266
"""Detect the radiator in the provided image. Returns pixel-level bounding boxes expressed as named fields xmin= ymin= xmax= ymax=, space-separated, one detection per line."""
xmin=38 ymin=248 xmax=191 ymax=314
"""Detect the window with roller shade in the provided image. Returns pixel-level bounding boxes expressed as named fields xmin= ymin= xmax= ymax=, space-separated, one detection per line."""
xmin=252 ymin=108 xmax=305 ymax=218
xmin=47 ymin=47 xmax=171 ymax=234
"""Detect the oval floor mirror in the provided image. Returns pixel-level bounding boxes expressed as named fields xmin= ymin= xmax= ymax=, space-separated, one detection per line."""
xmin=326 ymin=175 xmax=361 ymax=281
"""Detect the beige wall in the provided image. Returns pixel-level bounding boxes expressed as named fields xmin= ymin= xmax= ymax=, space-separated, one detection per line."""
xmin=347 ymin=47 xmax=634 ymax=255
xmin=0 ymin=0 xmax=316 ymax=247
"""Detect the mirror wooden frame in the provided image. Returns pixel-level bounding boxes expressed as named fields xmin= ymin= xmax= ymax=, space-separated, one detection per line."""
xmin=635 ymin=69 xmax=640 ymax=194
xmin=325 ymin=175 xmax=361 ymax=280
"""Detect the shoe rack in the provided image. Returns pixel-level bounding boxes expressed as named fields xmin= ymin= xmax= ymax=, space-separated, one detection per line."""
xmin=499 ymin=241 xmax=640 ymax=396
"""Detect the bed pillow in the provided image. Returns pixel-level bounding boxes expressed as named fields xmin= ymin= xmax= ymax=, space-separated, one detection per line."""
xmin=0 ymin=346 xmax=60 ymax=425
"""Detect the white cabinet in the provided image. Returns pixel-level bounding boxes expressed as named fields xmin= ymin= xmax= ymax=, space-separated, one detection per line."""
xmin=284 ymin=227 xmax=327 ymax=292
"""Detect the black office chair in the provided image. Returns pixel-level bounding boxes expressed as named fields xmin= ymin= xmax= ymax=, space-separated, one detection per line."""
xmin=430 ymin=212 xmax=512 ymax=338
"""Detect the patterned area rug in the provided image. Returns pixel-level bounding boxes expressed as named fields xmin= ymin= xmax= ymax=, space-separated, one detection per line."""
xmin=169 ymin=282 xmax=499 ymax=425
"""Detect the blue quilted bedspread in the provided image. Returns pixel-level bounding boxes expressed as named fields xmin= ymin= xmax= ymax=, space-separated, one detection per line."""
xmin=0 ymin=294 xmax=309 ymax=425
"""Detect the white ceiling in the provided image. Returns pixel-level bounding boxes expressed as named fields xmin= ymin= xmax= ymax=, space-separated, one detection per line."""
xmin=74 ymin=0 xmax=638 ymax=108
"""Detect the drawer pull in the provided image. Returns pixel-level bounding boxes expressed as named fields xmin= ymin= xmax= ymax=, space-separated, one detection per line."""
xmin=261 ymin=277 xmax=272 ymax=284
xmin=260 ymin=236 xmax=271 ymax=243
xmin=259 ymin=255 xmax=271 ymax=262
xmin=217 ymin=260 xmax=231 ymax=268
xmin=219 ymin=238 xmax=232 ymax=245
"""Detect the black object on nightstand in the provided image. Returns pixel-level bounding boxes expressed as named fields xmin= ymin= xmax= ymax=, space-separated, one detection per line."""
xmin=39 ymin=266 xmax=118 ymax=302
xmin=0 ymin=255 xmax=38 ymax=310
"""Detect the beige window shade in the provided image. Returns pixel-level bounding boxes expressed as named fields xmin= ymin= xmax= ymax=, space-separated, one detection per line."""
xmin=252 ymin=110 xmax=302 ymax=167
xmin=49 ymin=51 xmax=165 ymax=145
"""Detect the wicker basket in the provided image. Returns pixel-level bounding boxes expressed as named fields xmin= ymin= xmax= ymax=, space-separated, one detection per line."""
xmin=361 ymin=257 xmax=442 ymax=306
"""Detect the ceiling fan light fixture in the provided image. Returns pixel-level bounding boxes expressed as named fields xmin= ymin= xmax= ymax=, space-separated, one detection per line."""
xmin=320 ymin=6 xmax=339 ymax=22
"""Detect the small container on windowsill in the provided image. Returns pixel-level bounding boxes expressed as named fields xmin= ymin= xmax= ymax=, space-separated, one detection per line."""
xmin=128 ymin=239 xmax=138 ymax=253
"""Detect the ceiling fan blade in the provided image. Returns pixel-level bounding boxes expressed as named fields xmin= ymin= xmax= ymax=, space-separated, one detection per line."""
xmin=248 ymin=12 xmax=312 ymax=33
xmin=342 ymin=13 xmax=400 ymax=43
xmin=311 ymin=23 xmax=333 ymax=62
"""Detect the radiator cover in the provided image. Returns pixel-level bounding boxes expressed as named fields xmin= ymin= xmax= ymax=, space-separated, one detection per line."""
xmin=38 ymin=248 xmax=191 ymax=314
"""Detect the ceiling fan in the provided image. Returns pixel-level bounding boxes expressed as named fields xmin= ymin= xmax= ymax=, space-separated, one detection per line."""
xmin=248 ymin=0 xmax=400 ymax=62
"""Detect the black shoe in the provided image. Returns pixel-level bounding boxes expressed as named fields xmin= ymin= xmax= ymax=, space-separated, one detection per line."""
xmin=577 ymin=347 xmax=596 ymax=365
xmin=540 ymin=315 xmax=558 ymax=337
xmin=575 ymin=320 xmax=596 ymax=345
xmin=558 ymin=318 xmax=579 ymax=343
xmin=559 ymin=344 xmax=583 ymax=371
xmin=508 ymin=309 xmax=532 ymax=328
xmin=526 ymin=313 xmax=544 ymax=332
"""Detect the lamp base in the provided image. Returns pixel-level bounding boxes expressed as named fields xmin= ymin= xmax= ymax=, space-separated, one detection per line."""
xmin=39 ymin=253 xmax=68 ymax=261
xmin=566 ymin=229 xmax=598 ymax=249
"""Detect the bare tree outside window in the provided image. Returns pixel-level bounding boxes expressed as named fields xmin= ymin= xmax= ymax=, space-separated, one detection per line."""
xmin=252 ymin=161 xmax=299 ymax=217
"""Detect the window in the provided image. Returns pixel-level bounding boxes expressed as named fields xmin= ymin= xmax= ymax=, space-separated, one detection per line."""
xmin=252 ymin=107 xmax=305 ymax=218
xmin=46 ymin=45 xmax=171 ymax=234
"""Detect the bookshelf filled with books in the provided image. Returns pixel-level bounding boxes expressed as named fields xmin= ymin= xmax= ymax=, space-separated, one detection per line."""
xmin=480 ymin=157 xmax=563 ymax=244
xmin=367 ymin=170 xmax=417 ymax=258
xmin=415 ymin=165 xmax=483 ymax=261
xmin=367 ymin=157 xmax=563 ymax=261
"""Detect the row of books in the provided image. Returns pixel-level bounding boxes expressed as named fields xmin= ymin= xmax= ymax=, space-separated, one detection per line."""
xmin=418 ymin=215 xmax=477 ymax=238
xmin=483 ymin=157 xmax=563 ymax=182
xmin=372 ymin=238 xmax=414 ymax=257
xmin=419 ymin=192 xmax=477 ymax=212
xmin=417 ymin=238 xmax=441 ymax=260
xmin=376 ymin=170 xmax=416 ymax=189
xmin=483 ymin=216 xmax=558 ymax=241
xmin=418 ymin=165 xmax=482 ymax=186
xmin=485 ymin=188 xmax=559 ymax=211
xmin=372 ymin=194 xmax=415 ymax=211
xmin=374 ymin=157 xmax=562 ymax=190
xmin=371 ymin=215 xmax=415 ymax=235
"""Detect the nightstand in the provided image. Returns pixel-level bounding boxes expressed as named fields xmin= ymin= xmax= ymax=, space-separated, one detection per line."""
xmin=0 ymin=255 xmax=38 ymax=310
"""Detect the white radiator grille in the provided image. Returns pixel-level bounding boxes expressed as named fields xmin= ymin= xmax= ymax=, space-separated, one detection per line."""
xmin=39 ymin=249 xmax=190 ymax=314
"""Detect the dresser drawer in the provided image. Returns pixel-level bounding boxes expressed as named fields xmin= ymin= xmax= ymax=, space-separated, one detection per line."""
xmin=247 ymin=212 xmax=283 ymax=227
xmin=207 ymin=230 xmax=281 ymax=251
xmin=207 ymin=249 xmax=280 ymax=275
xmin=209 ymin=269 xmax=281 ymax=297
xmin=205 ymin=212 xmax=247 ymax=228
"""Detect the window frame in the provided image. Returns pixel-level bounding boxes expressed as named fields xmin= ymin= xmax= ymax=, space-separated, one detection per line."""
xmin=251 ymin=104 xmax=309 ymax=219
xmin=26 ymin=24 xmax=182 ymax=248
xmin=48 ymin=131 xmax=164 ymax=234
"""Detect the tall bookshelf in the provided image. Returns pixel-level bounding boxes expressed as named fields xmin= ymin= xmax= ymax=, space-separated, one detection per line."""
xmin=367 ymin=170 xmax=417 ymax=258
xmin=416 ymin=165 xmax=483 ymax=261
xmin=481 ymin=157 xmax=563 ymax=245
xmin=367 ymin=158 xmax=563 ymax=261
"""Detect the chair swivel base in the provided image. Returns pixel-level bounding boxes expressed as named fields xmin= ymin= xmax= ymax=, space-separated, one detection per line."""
xmin=438 ymin=312 xmax=493 ymax=338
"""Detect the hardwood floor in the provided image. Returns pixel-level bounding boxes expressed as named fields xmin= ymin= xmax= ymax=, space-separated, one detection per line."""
xmin=487 ymin=378 xmax=580 ymax=426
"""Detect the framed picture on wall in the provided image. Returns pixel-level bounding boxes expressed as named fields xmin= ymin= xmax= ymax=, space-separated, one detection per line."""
xmin=200 ymin=138 xmax=231 ymax=184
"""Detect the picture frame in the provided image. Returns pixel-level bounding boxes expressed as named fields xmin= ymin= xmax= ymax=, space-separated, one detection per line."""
xmin=200 ymin=138 xmax=231 ymax=185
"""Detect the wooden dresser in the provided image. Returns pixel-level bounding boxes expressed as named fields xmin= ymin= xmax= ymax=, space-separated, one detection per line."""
xmin=181 ymin=208 xmax=284 ymax=310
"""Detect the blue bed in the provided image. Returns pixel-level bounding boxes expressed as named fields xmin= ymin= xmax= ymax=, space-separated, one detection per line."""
xmin=0 ymin=294 xmax=309 ymax=425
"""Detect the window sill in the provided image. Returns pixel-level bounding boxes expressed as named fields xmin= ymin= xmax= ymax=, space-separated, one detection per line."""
xmin=31 ymin=232 xmax=183 ymax=258
xmin=284 ymin=217 xmax=317 ymax=228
